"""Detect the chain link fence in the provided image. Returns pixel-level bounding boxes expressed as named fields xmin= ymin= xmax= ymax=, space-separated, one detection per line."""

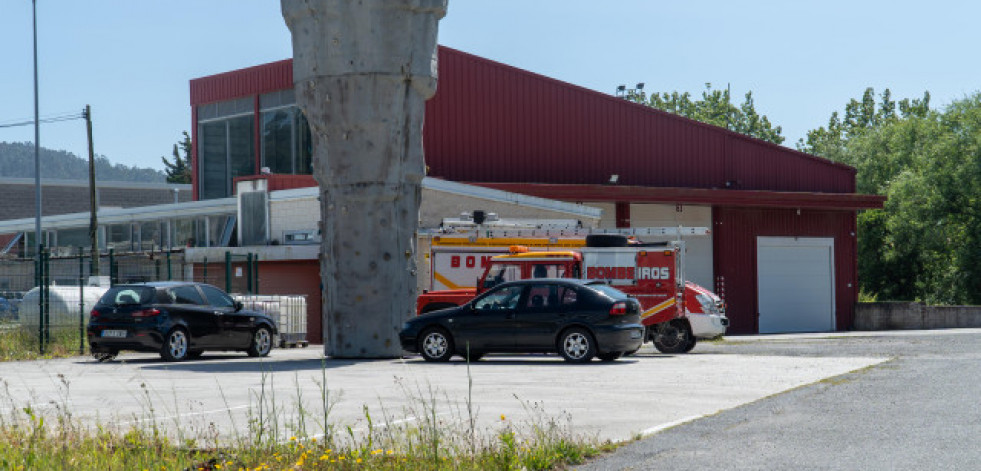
xmin=0 ymin=246 xmax=271 ymax=358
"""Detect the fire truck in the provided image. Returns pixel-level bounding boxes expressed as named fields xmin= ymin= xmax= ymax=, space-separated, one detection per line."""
xmin=417 ymin=227 xmax=728 ymax=353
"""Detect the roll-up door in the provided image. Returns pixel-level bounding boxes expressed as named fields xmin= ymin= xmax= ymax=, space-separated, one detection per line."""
xmin=757 ymin=237 xmax=835 ymax=333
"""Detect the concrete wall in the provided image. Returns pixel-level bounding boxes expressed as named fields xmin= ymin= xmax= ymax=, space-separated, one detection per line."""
xmin=854 ymin=302 xmax=981 ymax=330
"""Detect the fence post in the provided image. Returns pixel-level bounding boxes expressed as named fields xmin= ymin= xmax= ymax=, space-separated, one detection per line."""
xmin=41 ymin=245 xmax=50 ymax=352
xmin=108 ymin=248 xmax=115 ymax=286
xmin=246 ymin=253 xmax=253 ymax=294
xmin=37 ymin=243 xmax=44 ymax=355
xmin=225 ymin=251 xmax=232 ymax=293
xmin=79 ymin=246 xmax=85 ymax=355
xmin=166 ymin=250 xmax=172 ymax=281
xmin=252 ymin=253 xmax=259 ymax=294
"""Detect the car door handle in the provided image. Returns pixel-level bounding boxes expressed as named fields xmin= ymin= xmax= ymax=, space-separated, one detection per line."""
xmin=214 ymin=311 xmax=223 ymax=316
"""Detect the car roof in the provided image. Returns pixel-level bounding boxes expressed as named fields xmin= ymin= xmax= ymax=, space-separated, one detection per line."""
xmin=496 ymin=278 xmax=595 ymax=287
xmin=113 ymin=281 xmax=209 ymax=289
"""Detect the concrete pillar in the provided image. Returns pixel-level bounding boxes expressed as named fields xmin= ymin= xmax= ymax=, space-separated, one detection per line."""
xmin=282 ymin=0 xmax=447 ymax=358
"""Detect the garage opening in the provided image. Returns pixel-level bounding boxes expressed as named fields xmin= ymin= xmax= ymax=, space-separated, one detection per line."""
xmin=757 ymin=237 xmax=835 ymax=333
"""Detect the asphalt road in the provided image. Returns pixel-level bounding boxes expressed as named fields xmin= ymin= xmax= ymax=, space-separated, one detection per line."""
xmin=579 ymin=329 xmax=981 ymax=470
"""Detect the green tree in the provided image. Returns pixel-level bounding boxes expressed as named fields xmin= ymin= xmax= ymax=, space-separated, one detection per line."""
xmin=161 ymin=131 xmax=192 ymax=184
xmin=801 ymin=88 xmax=981 ymax=304
xmin=631 ymin=83 xmax=785 ymax=144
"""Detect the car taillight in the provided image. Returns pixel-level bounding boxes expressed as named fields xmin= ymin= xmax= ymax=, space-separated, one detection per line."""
xmin=132 ymin=308 xmax=160 ymax=318
xmin=609 ymin=302 xmax=628 ymax=316
xmin=90 ymin=309 xmax=99 ymax=318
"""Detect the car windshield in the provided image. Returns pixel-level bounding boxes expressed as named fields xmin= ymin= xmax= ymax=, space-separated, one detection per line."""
xmin=100 ymin=286 xmax=155 ymax=306
xmin=587 ymin=283 xmax=630 ymax=300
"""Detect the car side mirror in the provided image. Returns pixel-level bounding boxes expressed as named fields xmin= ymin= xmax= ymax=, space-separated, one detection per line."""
xmin=234 ymin=301 xmax=243 ymax=312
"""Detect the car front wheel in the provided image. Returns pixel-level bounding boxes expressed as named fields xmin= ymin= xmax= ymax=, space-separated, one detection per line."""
xmin=419 ymin=327 xmax=454 ymax=362
xmin=247 ymin=327 xmax=273 ymax=357
xmin=160 ymin=328 xmax=189 ymax=362
xmin=558 ymin=327 xmax=596 ymax=363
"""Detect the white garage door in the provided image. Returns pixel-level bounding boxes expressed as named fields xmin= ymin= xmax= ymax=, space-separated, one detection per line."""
xmin=757 ymin=237 xmax=835 ymax=333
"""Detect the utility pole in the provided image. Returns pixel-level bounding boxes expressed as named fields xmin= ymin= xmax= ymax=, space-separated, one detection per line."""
xmin=32 ymin=0 xmax=42 ymax=257
xmin=84 ymin=104 xmax=99 ymax=276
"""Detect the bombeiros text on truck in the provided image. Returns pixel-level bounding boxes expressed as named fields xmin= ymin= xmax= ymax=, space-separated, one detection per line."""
xmin=417 ymin=215 xmax=728 ymax=353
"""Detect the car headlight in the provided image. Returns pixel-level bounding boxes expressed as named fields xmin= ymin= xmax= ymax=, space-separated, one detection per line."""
xmin=695 ymin=294 xmax=720 ymax=314
xmin=402 ymin=322 xmax=411 ymax=331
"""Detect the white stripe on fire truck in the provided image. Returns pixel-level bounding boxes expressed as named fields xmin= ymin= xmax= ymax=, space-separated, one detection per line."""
xmin=640 ymin=298 xmax=676 ymax=320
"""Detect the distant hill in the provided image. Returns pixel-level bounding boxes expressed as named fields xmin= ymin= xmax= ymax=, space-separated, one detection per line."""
xmin=0 ymin=141 xmax=166 ymax=182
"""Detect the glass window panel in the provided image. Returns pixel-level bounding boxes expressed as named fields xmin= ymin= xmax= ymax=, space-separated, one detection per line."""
xmin=262 ymin=109 xmax=293 ymax=174
xmin=174 ymin=219 xmax=194 ymax=247
xmin=57 ymin=228 xmax=92 ymax=250
xmin=107 ymin=224 xmax=132 ymax=251
xmin=200 ymin=121 xmax=228 ymax=199
xmin=139 ymin=222 xmax=161 ymax=251
xmin=296 ymin=110 xmax=313 ymax=175
xmin=215 ymin=97 xmax=253 ymax=118
xmin=229 ymin=116 xmax=255 ymax=179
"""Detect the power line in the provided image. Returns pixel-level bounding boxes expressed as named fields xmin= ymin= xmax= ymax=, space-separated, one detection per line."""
xmin=0 ymin=111 xmax=85 ymax=129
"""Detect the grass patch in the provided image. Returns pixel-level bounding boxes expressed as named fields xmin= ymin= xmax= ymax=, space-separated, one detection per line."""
xmin=0 ymin=325 xmax=85 ymax=362
xmin=0 ymin=357 xmax=618 ymax=470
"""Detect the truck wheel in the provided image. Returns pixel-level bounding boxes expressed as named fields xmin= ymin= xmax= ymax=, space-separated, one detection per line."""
xmin=585 ymin=234 xmax=629 ymax=248
xmin=683 ymin=336 xmax=697 ymax=353
xmin=419 ymin=327 xmax=454 ymax=362
xmin=653 ymin=321 xmax=693 ymax=354
xmin=558 ymin=327 xmax=596 ymax=363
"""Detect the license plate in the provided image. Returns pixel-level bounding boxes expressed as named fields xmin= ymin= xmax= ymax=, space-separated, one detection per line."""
xmin=101 ymin=330 xmax=127 ymax=338
xmin=630 ymin=330 xmax=642 ymax=339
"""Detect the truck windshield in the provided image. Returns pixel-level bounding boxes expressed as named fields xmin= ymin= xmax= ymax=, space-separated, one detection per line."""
xmin=482 ymin=264 xmax=521 ymax=290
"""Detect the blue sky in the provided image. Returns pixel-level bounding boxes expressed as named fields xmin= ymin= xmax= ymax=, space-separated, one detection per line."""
xmin=1 ymin=0 xmax=977 ymax=172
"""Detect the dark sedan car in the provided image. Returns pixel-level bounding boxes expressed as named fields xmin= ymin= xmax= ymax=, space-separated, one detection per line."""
xmin=87 ymin=282 xmax=278 ymax=362
xmin=400 ymin=279 xmax=644 ymax=363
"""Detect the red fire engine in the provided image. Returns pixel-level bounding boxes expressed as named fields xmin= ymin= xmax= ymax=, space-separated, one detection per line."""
xmin=418 ymin=233 xmax=728 ymax=353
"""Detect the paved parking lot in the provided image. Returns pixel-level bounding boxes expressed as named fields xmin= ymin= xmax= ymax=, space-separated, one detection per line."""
xmin=0 ymin=342 xmax=886 ymax=443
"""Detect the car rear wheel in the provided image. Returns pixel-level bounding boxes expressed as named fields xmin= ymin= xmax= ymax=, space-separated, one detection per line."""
xmin=653 ymin=321 xmax=693 ymax=354
xmin=160 ymin=328 xmax=189 ymax=362
xmin=247 ymin=327 xmax=273 ymax=357
xmin=597 ymin=351 xmax=622 ymax=362
xmin=419 ymin=327 xmax=454 ymax=362
xmin=558 ymin=327 xmax=596 ymax=363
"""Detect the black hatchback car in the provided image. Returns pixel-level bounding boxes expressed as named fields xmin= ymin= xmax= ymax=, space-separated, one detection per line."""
xmin=400 ymin=279 xmax=644 ymax=363
xmin=87 ymin=282 xmax=278 ymax=362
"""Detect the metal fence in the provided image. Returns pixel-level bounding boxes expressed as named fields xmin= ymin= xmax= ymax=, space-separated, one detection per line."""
xmin=0 ymin=246 xmax=284 ymax=357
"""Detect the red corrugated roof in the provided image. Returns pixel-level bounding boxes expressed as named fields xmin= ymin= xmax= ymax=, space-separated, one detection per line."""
xmin=190 ymin=46 xmax=860 ymax=196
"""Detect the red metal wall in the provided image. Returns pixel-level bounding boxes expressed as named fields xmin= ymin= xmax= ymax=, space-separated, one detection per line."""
xmin=257 ymin=260 xmax=323 ymax=344
xmin=189 ymin=48 xmax=856 ymax=196
xmin=423 ymin=48 xmax=856 ymax=194
xmin=712 ymin=207 xmax=858 ymax=334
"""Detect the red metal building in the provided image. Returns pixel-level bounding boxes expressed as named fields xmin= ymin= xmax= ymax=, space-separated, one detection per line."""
xmin=190 ymin=46 xmax=884 ymax=335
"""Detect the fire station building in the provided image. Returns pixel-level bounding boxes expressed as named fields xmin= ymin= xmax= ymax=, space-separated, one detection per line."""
xmin=189 ymin=46 xmax=884 ymax=336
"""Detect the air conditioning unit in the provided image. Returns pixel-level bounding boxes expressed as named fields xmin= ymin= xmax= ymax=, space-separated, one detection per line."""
xmin=283 ymin=230 xmax=319 ymax=245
